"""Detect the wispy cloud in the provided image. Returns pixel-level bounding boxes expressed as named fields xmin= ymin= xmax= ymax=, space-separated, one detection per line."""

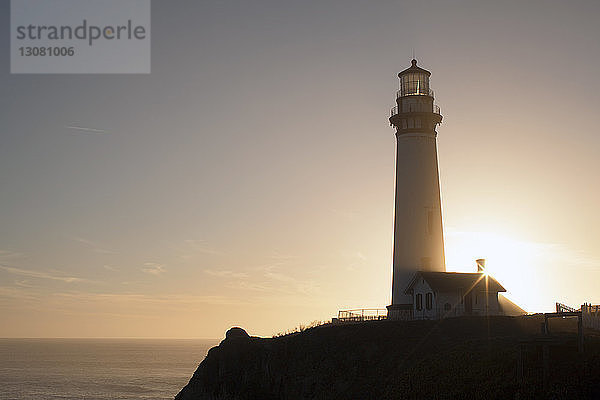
xmin=0 ymin=286 xmax=42 ymax=302
xmin=73 ymin=237 xmax=116 ymax=255
xmin=0 ymin=265 xmax=86 ymax=283
xmin=182 ymin=239 xmax=224 ymax=256
xmin=66 ymin=125 xmax=108 ymax=134
xmin=232 ymin=262 xmax=322 ymax=296
xmin=141 ymin=263 xmax=166 ymax=275
xmin=262 ymin=268 xmax=295 ymax=283
xmin=173 ymin=239 xmax=225 ymax=261
xmin=268 ymin=252 xmax=298 ymax=262
xmin=0 ymin=250 xmax=24 ymax=260
xmin=226 ymin=280 xmax=272 ymax=292
xmin=53 ymin=291 xmax=239 ymax=307
xmin=204 ymin=269 xmax=248 ymax=279
xmin=14 ymin=280 xmax=33 ymax=288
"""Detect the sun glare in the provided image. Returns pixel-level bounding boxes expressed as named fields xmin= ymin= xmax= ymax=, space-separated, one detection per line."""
xmin=445 ymin=230 xmax=550 ymax=313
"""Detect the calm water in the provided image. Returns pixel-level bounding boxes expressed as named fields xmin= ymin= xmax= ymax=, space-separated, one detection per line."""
xmin=0 ymin=338 xmax=218 ymax=400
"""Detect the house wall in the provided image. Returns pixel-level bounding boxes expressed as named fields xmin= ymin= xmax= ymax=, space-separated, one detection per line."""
xmin=470 ymin=290 xmax=501 ymax=316
xmin=435 ymin=290 xmax=464 ymax=318
xmin=411 ymin=278 xmax=503 ymax=320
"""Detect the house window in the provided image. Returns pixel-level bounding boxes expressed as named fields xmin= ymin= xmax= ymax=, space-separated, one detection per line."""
xmin=475 ymin=294 xmax=478 ymax=304
xmin=402 ymin=119 xmax=407 ymax=129
xmin=426 ymin=293 xmax=433 ymax=310
xmin=444 ymin=303 xmax=451 ymax=311
xmin=416 ymin=294 xmax=423 ymax=311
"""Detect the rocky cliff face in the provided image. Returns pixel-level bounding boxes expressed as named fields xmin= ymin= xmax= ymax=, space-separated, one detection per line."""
xmin=176 ymin=317 xmax=600 ymax=400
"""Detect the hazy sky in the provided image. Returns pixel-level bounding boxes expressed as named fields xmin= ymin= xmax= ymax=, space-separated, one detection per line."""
xmin=1 ymin=0 xmax=599 ymax=338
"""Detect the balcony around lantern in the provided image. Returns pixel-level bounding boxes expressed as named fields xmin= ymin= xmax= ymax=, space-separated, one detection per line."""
xmin=390 ymin=103 xmax=441 ymax=117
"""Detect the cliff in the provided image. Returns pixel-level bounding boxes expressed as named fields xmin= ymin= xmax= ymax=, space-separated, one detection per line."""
xmin=175 ymin=316 xmax=600 ymax=400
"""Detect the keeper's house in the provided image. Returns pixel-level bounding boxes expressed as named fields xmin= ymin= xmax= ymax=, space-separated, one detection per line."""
xmin=405 ymin=271 xmax=506 ymax=320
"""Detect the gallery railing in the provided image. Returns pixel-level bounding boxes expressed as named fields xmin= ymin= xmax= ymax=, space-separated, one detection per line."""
xmin=390 ymin=104 xmax=441 ymax=117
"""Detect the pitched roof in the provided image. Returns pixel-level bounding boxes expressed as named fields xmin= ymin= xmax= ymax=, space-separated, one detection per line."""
xmin=405 ymin=271 xmax=506 ymax=294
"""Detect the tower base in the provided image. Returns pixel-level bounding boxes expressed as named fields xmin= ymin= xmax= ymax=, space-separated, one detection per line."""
xmin=387 ymin=304 xmax=413 ymax=321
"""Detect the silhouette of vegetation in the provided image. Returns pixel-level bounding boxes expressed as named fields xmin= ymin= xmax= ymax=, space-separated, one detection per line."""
xmin=272 ymin=320 xmax=329 ymax=338
xmin=177 ymin=316 xmax=600 ymax=400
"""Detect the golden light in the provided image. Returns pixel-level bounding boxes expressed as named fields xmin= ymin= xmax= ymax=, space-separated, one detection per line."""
xmin=445 ymin=230 xmax=551 ymax=313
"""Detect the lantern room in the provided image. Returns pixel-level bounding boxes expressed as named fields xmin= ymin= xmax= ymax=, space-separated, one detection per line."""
xmin=398 ymin=59 xmax=432 ymax=97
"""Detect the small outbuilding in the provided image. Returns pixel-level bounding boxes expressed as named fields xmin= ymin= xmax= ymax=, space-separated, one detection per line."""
xmin=405 ymin=271 xmax=506 ymax=320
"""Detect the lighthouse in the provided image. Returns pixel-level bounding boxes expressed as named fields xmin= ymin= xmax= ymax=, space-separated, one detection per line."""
xmin=387 ymin=60 xmax=446 ymax=320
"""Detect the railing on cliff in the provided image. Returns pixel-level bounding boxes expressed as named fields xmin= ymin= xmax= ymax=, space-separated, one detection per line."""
xmin=556 ymin=302 xmax=578 ymax=313
xmin=335 ymin=308 xmax=387 ymax=322
xmin=554 ymin=302 xmax=600 ymax=331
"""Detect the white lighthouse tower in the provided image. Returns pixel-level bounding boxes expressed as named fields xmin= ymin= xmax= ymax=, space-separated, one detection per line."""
xmin=387 ymin=59 xmax=446 ymax=320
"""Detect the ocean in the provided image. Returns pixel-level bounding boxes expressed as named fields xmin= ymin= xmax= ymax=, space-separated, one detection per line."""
xmin=0 ymin=338 xmax=218 ymax=400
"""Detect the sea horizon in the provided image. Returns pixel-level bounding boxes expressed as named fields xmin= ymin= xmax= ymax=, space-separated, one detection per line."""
xmin=0 ymin=337 xmax=219 ymax=400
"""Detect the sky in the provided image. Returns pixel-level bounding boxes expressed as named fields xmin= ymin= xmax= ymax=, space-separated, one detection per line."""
xmin=1 ymin=0 xmax=599 ymax=338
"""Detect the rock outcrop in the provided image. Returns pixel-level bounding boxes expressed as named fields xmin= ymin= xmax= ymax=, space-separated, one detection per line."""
xmin=176 ymin=317 xmax=600 ymax=400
